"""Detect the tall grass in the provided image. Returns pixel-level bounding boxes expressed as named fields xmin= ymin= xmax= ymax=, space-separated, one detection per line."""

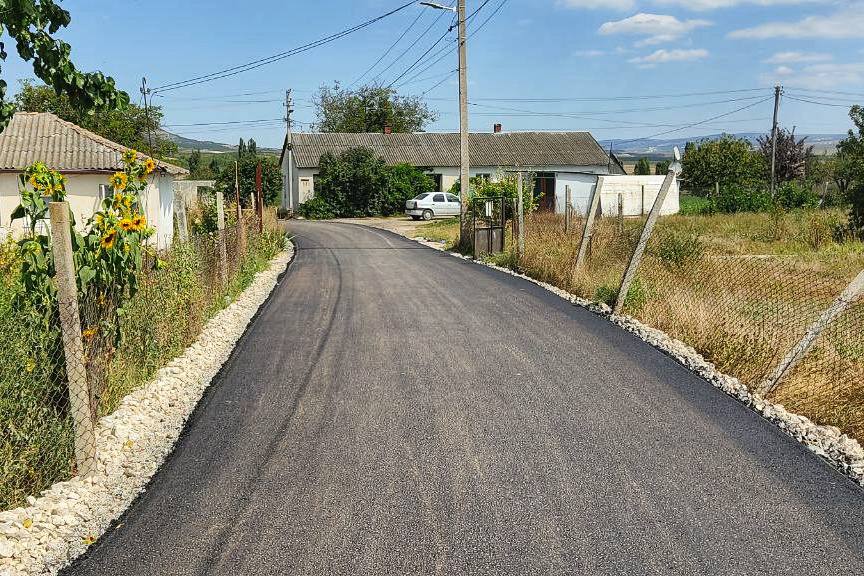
xmin=0 ymin=218 xmax=285 ymax=510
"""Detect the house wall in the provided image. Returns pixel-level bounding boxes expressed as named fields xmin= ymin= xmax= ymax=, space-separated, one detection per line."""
xmin=0 ymin=172 xmax=176 ymax=248
xmin=595 ymin=174 xmax=680 ymax=217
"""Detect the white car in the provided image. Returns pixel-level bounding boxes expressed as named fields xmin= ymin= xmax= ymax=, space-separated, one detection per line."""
xmin=405 ymin=192 xmax=461 ymax=220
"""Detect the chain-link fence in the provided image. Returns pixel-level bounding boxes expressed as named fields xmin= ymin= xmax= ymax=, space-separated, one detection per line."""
xmin=0 ymin=208 xmax=283 ymax=511
xmin=513 ymin=207 xmax=864 ymax=443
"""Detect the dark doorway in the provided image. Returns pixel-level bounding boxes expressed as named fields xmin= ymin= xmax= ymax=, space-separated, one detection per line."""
xmin=534 ymin=172 xmax=556 ymax=211
xmin=427 ymin=172 xmax=443 ymax=192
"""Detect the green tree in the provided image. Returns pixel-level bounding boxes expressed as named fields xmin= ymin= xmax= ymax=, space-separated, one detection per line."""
xmin=314 ymin=83 xmax=438 ymax=133
xmin=634 ymin=157 xmax=652 ymax=175
xmin=214 ymin=154 xmax=282 ymax=206
xmin=838 ymin=105 xmax=864 ymax=235
xmin=382 ymin=163 xmax=435 ymax=215
xmin=0 ymin=1 xmax=128 ymax=131
xmin=655 ymin=160 xmax=670 ymax=175
xmin=208 ymin=157 xmax=221 ymax=178
xmin=248 ymin=138 xmax=257 ymax=156
xmin=14 ymin=80 xmax=176 ymax=157
xmin=681 ymin=135 xmax=765 ymax=197
xmin=188 ymin=149 xmax=202 ymax=176
xmin=238 ymin=138 xmax=247 ymax=158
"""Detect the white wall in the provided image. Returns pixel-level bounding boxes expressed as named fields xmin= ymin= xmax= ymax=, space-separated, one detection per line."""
xmin=554 ymin=173 xmax=599 ymax=216
xmin=597 ymin=175 xmax=679 ymax=217
xmin=0 ymin=171 xmax=176 ymax=248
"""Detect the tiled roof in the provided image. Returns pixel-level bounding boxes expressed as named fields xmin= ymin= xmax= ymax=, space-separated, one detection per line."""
xmin=289 ymin=131 xmax=618 ymax=171
xmin=0 ymin=112 xmax=187 ymax=175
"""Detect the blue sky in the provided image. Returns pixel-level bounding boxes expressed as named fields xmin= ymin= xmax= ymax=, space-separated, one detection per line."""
xmin=3 ymin=0 xmax=863 ymax=148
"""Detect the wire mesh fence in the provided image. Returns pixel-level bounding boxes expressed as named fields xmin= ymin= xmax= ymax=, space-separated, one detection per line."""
xmin=0 ymin=210 xmax=282 ymax=511
xmin=511 ymin=208 xmax=864 ymax=442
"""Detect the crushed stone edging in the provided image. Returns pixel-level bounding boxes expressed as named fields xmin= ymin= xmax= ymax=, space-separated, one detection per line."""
xmin=424 ymin=239 xmax=864 ymax=488
xmin=0 ymin=245 xmax=294 ymax=576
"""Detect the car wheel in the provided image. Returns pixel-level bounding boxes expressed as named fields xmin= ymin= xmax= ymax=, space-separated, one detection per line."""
xmin=422 ymin=209 xmax=434 ymax=221
xmin=410 ymin=215 xmax=421 ymax=221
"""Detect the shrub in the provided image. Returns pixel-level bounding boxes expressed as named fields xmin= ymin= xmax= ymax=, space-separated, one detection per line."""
xmin=776 ymin=181 xmax=819 ymax=210
xmin=849 ymin=183 xmax=864 ymax=239
xmin=383 ymin=163 xmax=436 ymax=216
xmin=653 ymin=228 xmax=704 ymax=269
xmin=594 ymin=278 xmax=647 ymax=312
xmin=297 ymin=196 xmax=337 ymax=220
xmin=711 ymin=184 xmax=772 ymax=213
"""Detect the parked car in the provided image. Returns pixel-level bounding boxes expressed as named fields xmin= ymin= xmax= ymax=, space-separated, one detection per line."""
xmin=405 ymin=192 xmax=461 ymax=220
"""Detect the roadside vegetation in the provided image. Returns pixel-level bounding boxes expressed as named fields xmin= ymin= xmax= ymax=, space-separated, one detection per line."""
xmin=0 ymin=161 xmax=285 ymax=510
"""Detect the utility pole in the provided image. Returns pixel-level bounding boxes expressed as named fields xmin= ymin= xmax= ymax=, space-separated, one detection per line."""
xmin=770 ymin=85 xmax=782 ymax=199
xmin=457 ymin=0 xmax=471 ymax=251
xmin=284 ymin=89 xmax=294 ymax=212
xmin=141 ymin=77 xmax=154 ymax=157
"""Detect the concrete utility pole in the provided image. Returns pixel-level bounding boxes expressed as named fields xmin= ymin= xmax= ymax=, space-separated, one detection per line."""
xmin=141 ymin=77 xmax=154 ymax=157
xmin=770 ymin=85 xmax=782 ymax=199
xmin=284 ymin=89 xmax=294 ymax=212
xmin=457 ymin=0 xmax=471 ymax=250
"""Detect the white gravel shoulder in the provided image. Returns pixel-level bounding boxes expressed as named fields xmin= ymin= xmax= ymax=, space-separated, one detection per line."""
xmin=442 ymin=247 xmax=864 ymax=489
xmin=0 ymin=245 xmax=294 ymax=576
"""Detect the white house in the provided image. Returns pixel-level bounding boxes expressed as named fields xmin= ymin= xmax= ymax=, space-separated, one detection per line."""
xmin=0 ymin=112 xmax=188 ymax=248
xmin=278 ymin=129 xmax=652 ymax=213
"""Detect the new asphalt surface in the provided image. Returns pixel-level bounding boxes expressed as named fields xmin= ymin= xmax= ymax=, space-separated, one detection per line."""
xmin=66 ymin=221 xmax=864 ymax=575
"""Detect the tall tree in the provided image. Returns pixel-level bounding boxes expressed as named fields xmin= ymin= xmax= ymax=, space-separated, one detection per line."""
xmin=655 ymin=160 xmax=670 ymax=175
xmin=238 ymin=138 xmax=247 ymax=158
xmin=313 ymin=83 xmax=438 ymax=133
xmin=0 ymin=1 xmax=128 ymax=131
xmin=757 ymin=127 xmax=813 ymax=184
xmin=215 ymin=154 xmax=282 ymax=206
xmin=248 ymin=138 xmax=257 ymax=156
xmin=838 ymin=105 xmax=864 ymax=235
xmin=14 ymin=80 xmax=176 ymax=157
xmin=188 ymin=149 xmax=202 ymax=175
xmin=681 ymin=135 xmax=764 ymax=196
xmin=634 ymin=157 xmax=651 ymax=175
xmin=208 ymin=157 xmax=221 ymax=178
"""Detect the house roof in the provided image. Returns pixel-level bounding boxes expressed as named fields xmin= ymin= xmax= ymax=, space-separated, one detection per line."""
xmin=0 ymin=112 xmax=188 ymax=175
xmin=286 ymin=131 xmax=623 ymax=173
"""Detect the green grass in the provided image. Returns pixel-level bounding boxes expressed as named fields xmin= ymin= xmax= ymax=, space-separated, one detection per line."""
xmin=679 ymin=194 xmax=712 ymax=215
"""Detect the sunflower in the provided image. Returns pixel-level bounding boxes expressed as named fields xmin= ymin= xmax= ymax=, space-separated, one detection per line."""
xmin=144 ymin=158 xmax=157 ymax=175
xmin=100 ymin=229 xmax=118 ymax=250
xmin=109 ymin=172 xmax=128 ymax=191
xmin=122 ymin=149 xmax=138 ymax=164
xmin=93 ymin=213 xmax=105 ymax=227
xmin=28 ymin=174 xmax=39 ymax=189
xmin=119 ymin=218 xmax=134 ymax=232
xmin=131 ymin=215 xmax=147 ymax=231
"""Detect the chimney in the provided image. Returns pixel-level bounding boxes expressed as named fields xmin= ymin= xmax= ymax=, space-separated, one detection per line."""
xmin=383 ymin=125 xmax=393 ymax=135
xmin=493 ymin=123 xmax=502 ymax=133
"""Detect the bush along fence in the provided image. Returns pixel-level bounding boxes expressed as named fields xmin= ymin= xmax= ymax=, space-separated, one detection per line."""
xmin=503 ymin=163 xmax=864 ymax=445
xmin=0 ymin=157 xmax=284 ymax=511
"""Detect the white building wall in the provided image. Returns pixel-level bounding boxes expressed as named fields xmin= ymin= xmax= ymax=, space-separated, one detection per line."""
xmin=554 ymin=173 xmax=679 ymax=217
xmin=0 ymin=171 xmax=176 ymax=248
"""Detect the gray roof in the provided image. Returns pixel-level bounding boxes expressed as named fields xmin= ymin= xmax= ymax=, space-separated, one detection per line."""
xmin=288 ymin=131 xmax=620 ymax=171
xmin=0 ymin=112 xmax=187 ymax=175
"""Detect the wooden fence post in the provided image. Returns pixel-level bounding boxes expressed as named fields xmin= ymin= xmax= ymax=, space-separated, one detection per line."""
xmin=614 ymin=167 xmax=679 ymax=314
xmin=215 ymin=191 xmax=228 ymax=290
xmin=48 ymin=202 xmax=96 ymax=477
xmin=517 ymin=171 xmax=525 ymax=259
xmin=574 ymin=176 xmax=604 ymax=271
xmin=756 ymin=269 xmax=864 ymax=397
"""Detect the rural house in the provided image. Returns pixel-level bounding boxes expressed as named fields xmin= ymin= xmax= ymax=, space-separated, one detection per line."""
xmin=0 ymin=112 xmax=188 ymax=249
xmin=279 ymin=129 xmax=679 ymax=216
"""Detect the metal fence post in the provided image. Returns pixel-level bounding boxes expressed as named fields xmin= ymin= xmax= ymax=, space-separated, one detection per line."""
xmin=48 ymin=202 xmax=97 ymax=477
xmin=215 ymin=191 xmax=228 ymax=290
xmin=756 ymin=269 xmax=864 ymax=397
xmin=517 ymin=171 xmax=525 ymax=259
xmin=613 ymin=167 xmax=679 ymax=314
xmin=574 ymin=176 xmax=604 ymax=271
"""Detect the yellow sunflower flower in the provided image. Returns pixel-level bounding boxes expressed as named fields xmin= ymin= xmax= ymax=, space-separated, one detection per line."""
xmin=28 ymin=174 xmax=39 ymax=188
xmin=100 ymin=229 xmax=118 ymax=250
xmin=119 ymin=218 xmax=134 ymax=232
xmin=144 ymin=158 xmax=157 ymax=175
xmin=122 ymin=150 xmax=138 ymax=164
xmin=109 ymin=172 xmax=128 ymax=191
xmin=131 ymin=215 xmax=147 ymax=231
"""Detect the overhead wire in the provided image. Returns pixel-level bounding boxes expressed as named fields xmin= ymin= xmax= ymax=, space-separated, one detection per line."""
xmin=350 ymin=7 xmax=426 ymax=87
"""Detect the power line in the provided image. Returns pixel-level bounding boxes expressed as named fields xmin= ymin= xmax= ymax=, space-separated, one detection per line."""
xmin=368 ymin=9 xmax=449 ymax=86
xmin=351 ymin=7 xmax=426 ymax=87
xmin=426 ymin=87 xmax=766 ymax=103
xmin=151 ymin=1 xmax=416 ymax=93
xmin=162 ymin=118 xmax=284 ymax=127
xmin=785 ymin=94 xmax=859 ymax=108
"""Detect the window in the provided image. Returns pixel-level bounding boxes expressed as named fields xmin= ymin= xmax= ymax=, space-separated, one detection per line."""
xmin=99 ymin=184 xmax=112 ymax=206
xmin=433 ymin=194 xmax=446 ymax=202
xmin=446 ymin=194 xmax=460 ymax=203
xmin=476 ymin=173 xmax=492 ymax=181
xmin=413 ymin=193 xmax=431 ymax=201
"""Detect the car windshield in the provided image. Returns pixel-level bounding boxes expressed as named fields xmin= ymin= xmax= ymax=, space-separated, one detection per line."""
xmin=413 ymin=193 xmax=431 ymax=200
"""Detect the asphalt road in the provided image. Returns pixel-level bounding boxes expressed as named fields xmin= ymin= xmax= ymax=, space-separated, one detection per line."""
xmin=67 ymin=221 xmax=864 ymax=576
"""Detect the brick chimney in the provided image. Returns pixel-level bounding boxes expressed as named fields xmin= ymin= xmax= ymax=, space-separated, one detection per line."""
xmin=383 ymin=125 xmax=393 ymax=135
xmin=493 ymin=123 xmax=502 ymax=133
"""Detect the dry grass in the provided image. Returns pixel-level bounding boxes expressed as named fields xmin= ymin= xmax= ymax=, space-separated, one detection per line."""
xmin=418 ymin=209 xmax=864 ymax=441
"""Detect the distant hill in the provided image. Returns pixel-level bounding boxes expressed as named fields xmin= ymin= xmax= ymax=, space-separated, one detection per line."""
xmin=601 ymin=132 xmax=845 ymax=160
xmin=161 ymin=130 xmax=280 ymax=155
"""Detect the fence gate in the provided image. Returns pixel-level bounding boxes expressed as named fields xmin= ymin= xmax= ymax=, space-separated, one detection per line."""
xmin=472 ymin=196 xmax=506 ymax=258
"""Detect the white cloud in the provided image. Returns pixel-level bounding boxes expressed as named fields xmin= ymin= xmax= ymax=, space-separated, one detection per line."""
xmin=655 ymin=0 xmax=826 ymax=11
xmin=558 ymin=0 xmax=635 ymax=10
xmin=761 ymin=62 xmax=864 ymax=89
xmin=574 ymin=49 xmax=607 ymax=57
xmin=730 ymin=6 xmax=864 ymax=39
xmin=628 ymin=48 xmax=709 ymax=67
xmin=764 ymin=51 xmax=833 ymax=64
xmin=599 ymin=13 xmax=712 ymax=45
